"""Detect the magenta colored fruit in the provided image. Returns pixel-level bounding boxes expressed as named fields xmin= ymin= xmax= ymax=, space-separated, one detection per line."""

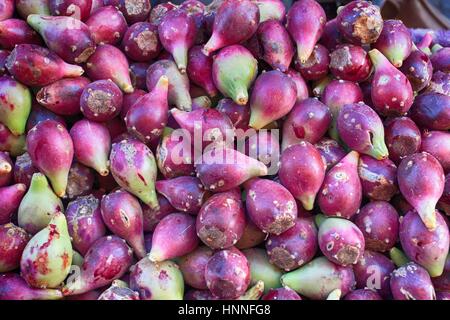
xmin=353 ymin=250 xmax=395 ymax=298
xmin=16 ymin=0 xmax=51 ymax=18
xmin=66 ymin=194 xmax=106 ymax=255
xmin=27 ymin=15 xmax=95 ymax=64
xmin=390 ymin=262 xmax=436 ymax=300
xmin=142 ymin=193 xmax=175 ymax=232
xmin=103 ymin=0 xmax=150 ymax=24
xmin=86 ymin=44 xmax=133 ymax=93
xmin=101 ymin=189 xmax=146 ymax=259
xmin=282 ymin=98 xmax=332 ymax=151
xmin=249 ymin=70 xmax=297 ymax=130
xmin=179 ymin=0 xmax=206 ymax=44
xmin=279 ymin=141 xmax=325 ymax=211
xmin=374 ymin=20 xmax=412 ymax=68
xmin=13 ymin=152 xmax=37 ymax=187
xmin=0 ymin=19 xmax=43 ymax=50
xmin=397 ymin=152 xmax=445 ymax=230
xmin=421 ymin=131 xmax=450 ymax=173
xmin=329 ymin=44 xmax=371 ymax=82
xmin=319 ymin=18 xmax=344 ymax=51
xmin=0 ymin=273 xmax=63 ymax=300
xmin=122 ymin=22 xmax=161 ymax=62
xmin=147 ymin=59 xmax=192 ymax=111
xmin=257 ymin=19 xmax=294 ymax=73
xmin=369 ymin=49 xmax=414 ymax=117
xmin=438 ymin=174 xmax=450 ymax=215
xmin=245 ymin=178 xmax=296 ymax=235
xmin=86 ymin=6 xmax=127 ymax=45
xmin=98 ymin=280 xmax=140 ymax=300
xmin=187 ymin=45 xmax=217 ymax=97
xmin=336 ymin=0 xmax=383 ymax=45
xmin=262 ymin=287 xmax=302 ymax=300
xmin=80 ymin=80 xmax=123 ymax=122
xmin=400 ymin=210 xmax=449 ymax=277
xmin=205 ymin=247 xmax=250 ymax=299
xmin=384 ymin=117 xmax=421 ymax=165
xmin=315 ymin=138 xmax=347 ymax=171
xmin=158 ymin=9 xmax=196 ymax=73
xmin=156 ymin=176 xmax=208 ymax=215
xmin=63 ymin=235 xmax=133 ymax=296
xmin=318 ymin=151 xmax=362 ymax=219
xmin=27 ymin=120 xmax=73 ymax=197
xmin=203 ymin=0 xmax=259 ymax=56
xmin=36 ymin=77 xmax=90 ymax=116
xmin=243 ymin=130 xmax=280 ymax=174
xmin=409 ymin=93 xmax=450 ymax=131
xmin=0 ymin=123 xmax=26 ymax=157
xmin=216 ymin=98 xmax=250 ymax=131
xmin=0 ymin=0 xmax=14 ymax=21
xmin=337 ymin=102 xmax=389 ymax=160
xmin=432 ymin=254 xmax=450 ymax=292
xmin=400 ymin=49 xmax=433 ymax=92
xmin=0 ymin=151 xmax=12 ymax=187
xmin=437 ymin=292 xmax=450 ymax=300
xmin=70 ymin=119 xmax=111 ymax=176
xmin=430 ymin=45 xmax=450 ymax=73
xmin=354 ymin=201 xmax=399 ymax=252
xmin=0 ymin=223 xmax=30 ymax=272
xmin=126 ymin=76 xmax=168 ymax=145
xmin=318 ymin=217 xmax=365 ymax=266
xmin=65 ymin=162 xmax=95 ymax=200
xmin=254 ymin=0 xmax=285 ymax=22
xmin=149 ymin=2 xmax=176 ymax=26
xmin=294 ymin=44 xmax=329 ymax=81
xmin=321 ymin=79 xmax=363 ymax=141
xmin=344 ymin=289 xmax=382 ymax=300
xmin=358 ymin=155 xmax=398 ymax=201
xmin=121 ymin=89 xmax=146 ymax=120
xmin=285 ymin=69 xmax=309 ymax=103
xmin=6 ymin=44 xmax=84 ymax=87
xmin=196 ymin=188 xmax=245 ymax=249
xmin=149 ymin=212 xmax=199 ymax=262
xmin=0 ymin=49 xmax=9 ymax=75
xmin=106 ymin=117 xmax=128 ymax=142
xmin=235 ymin=218 xmax=266 ymax=250
xmin=266 ymin=217 xmax=317 ymax=271
xmin=26 ymin=103 xmax=66 ymax=133
xmin=129 ymin=63 xmax=150 ymax=91
xmin=426 ymin=71 xmax=450 ymax=96
xmin=49 ymin=0 xmax=91 ymax=20
xmin=179 ymin=246 xmax=213 ymax=290
xmin=286 ymin=0 xmax=326 ymax=64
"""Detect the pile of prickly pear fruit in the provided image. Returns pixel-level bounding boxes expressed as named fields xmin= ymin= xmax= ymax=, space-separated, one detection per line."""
xmin=0 ymin=0 xmax=449 ymax=301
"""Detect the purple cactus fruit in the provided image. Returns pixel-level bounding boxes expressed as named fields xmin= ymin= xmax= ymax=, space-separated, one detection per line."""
xmin=400 ymin=47 xmax=433 ymax=92
xmin=432 ymin=254 xmax=450 ymax=292
xmin=103 ymin=0 xmax=150 ymax=24
xmin=141 ymin=193 xmax=175 ymax=232
xmin=6 ymin=44 xmax=84 ymax=87
xmin=336 ymin=0 xmax=383 ymax=45
xmin=126 ymin=76 xmax=168 ymax=145
xmin=70 ymin=119 xmax=111 ymax=176
xmin=26 ymin=103 xmax=66 ymax=134
xmin=147 ymin=59 xmax=192 ymax=111
xmin=101 ymin=189 xmax=146 ymax=259
xmin=262 ymin=287 xmax=302 ymax=300
xmin=235 ymin=218 xmax=266 ymax=250
xmin=438 ymin=173 xmax=450 ymax=215
xmin=149 ymin=212 xmax=199 ymax=262
xmin=196 ymin=144 xmax=268 ymax=192
xmin=62 ymin=235 xmax=133 ymax=295
xmin=122 ymin=22 xmax=161 ymax=62
xmin=0 ymin=273 xmax=63 ymax=300
xmin=179 ymin=246 xmax=214 ymax=290
xmin=400 ymin=210 xmax=449 ymax=277
xmin=203 ymin=0 xmax=259 ymax=56
xmin=216 ymin=98 xmax=250 ymax=131
xmin=329 ymin=44 xmax=372 ymax=82
xmin=128 ymin=63 xmax=149 ymax=91
xmin=110 ymin=138 xmax=158 ymax=209
xmin=353 ymin=250 xmax=395 ymax=298
xmin=358 ymin=155 xmax=398 ymax=201
xmin=369 ymin=49 xmax=414 ymax=116
xmin=257 ymin=20 xmax=294 ymax=72
xmin=294 ymin=44 xmax=329 ymax=81
xmin=0 ymin=223 xmax=30 ymax=272
xmin=255 ymin=0 xmax=285 ymax=23
xmin=187 ymin=45 xmax=217 ymax=97
xmin=314 ymin=138 xmax=346 ymax=171
xmin=409 ymin=93 xmax=450 ymax=131
xmin=212 ymin=45 xmax=258 ymax=106
xmin=243 ymin=248 xmax=282 ymax=292
xmin=286 ymin=0 xmax=326 ymax=64
xmin=13 ymin=152 xmax=37 ymax=187
xmin=390 ymin=262 xmax=436 ymax=300
xmin=285 ymin=69 xmax=309 ymax=103
xmin=65 ymin=162 xmax=95 ymax=198
xmin=282 ymin=98 xmax=332 ymax=151
xmin=196 ymin=188 xmax=245 ymax=249
xmin=373 ymin=20 xmax=412 ymax=67
xmin=279 ymin=142 xmax=325 ymax=210
xmin=266 ymin=217 xmax=317 ymax=271
xmin=98 ymin=280 xmax=139 ymax=300
xmin=397 ymin=152 xmax=445 ymax=230
xmin=0 ymin=123 xmax=26 ymax=156
xmin=0 ymin=0 xmax=14 ymax=21
xmin=337 ymin=102 xmax=389 ymax=160
xmin=66 ymin=194 xmax=106 ymax=255
xmin=27 ymin=15 xmax=95 ymax=64
xmin=384 ymin=117 xmax=422 ymax=165
xmin=205 ymin=247 xmax=250 ymax=299
xmin=281 ymin=256 xmax=355 ymax=300
xmin=0 ymin=49 xmax=9 ymax=75
xmin=15 ymin=0 xmax=51 ymax=18
xmin=0 ymin=151 xmax=12 ymax=187
xmin=149 ymin=2 xmax=177 ymax=26
xmin=430 ymin=45 xmax=450 ymax=73
xmin=80 ymin=79 xmax=123 ymax=122
xmin=48 ymin=0 xmax=92 ymax=21
xmin=248 ymin=70 xmax=297 ymax=130
xmin=318 ymin=151 xmax=362 ymax=219
xmin=421 ymin=131 xmax=450 ymax=173
xmin=319 ymin=18 xmax=344 ymax=51
xmin=0 ymin=18 xmax=43 ymax=49
xmin=121 ymin=89 xmax=146 ymax=120
xmin=86 ymin=6 xmax=128 ymax=45
xmin=426 ymin=71 xmax=450 ymax=96
xmin=354 ymin=201 xmax=399 ymax=252
xmin=344 ymin=289 xmax=382 ymax=300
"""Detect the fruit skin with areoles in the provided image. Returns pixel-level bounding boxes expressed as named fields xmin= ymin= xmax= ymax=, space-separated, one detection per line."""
xmin=314 ymin=138 xmax=346 ymax=171
xmin=85 ymin=6 xmax=128 ymax=45
xmin=122 ymin=22 xmax=161 ymax=62
xmin=0 ymin=151 xmax=12 ymax=187
xmin=103 ymin=0 xmax=151 ymax=25
xmin=0 ymin=18 xmax=43 ymax=49
xmin=187 ymin=46 xmax=218 ymax=97
xmin=329 ymin=44 xmax=372 ymax=82
xmin=261 ymin=287 xmax=302 ymax=300
xmin=420 ymin=130 xmax=450 ymax=173
xmin=80 ymin=79 xmax=123 ymax=122
xmin=384 ymin=117 xmax=422 ymax=165
xmin=179 ymin=246 xmax=213 ymax=290
xmin=0 ymin=0 xmax=14 ymax=21
xmin=243 ymin=248 xmax=282 ymax=293
xmin=390 ymin=262 xmax=436 ymax=300
xmin=48 ymin=0 xmax=92 ymax=21
xmin=400 ymin=46 xmax=433 ymax=92
xmin=98 ymin=280 xmax=140 ymax=300
xmin=0 ymin=273 xmax=63 ymax=300
xmin=358 ymin=155 xmax=398 ymax=201
xmin=409 ymin=92 xmax=450 ymax=131
xmin=0 ymin=223 xmax=30 ymax=272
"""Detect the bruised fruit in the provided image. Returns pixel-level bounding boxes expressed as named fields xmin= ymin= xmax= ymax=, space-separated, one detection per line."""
xmin=0 ymin=223 xmax=30 ymax=272
xmin=329 ymin=44 xmax=371 ymax=82
xmin=315 ymin=138 xmax=347 ymax=171
xmin=384 ymin=117 xmax=422 ymax=165
xmin=294 ymin=44 xmax=329 ymax=81
xmin=0 ymin=273 xmax=63 ymax=300
xmin=390 ymin=262 xmax=436 ymax=300
xmin=358 ymin=155 xmax=398 ymax=201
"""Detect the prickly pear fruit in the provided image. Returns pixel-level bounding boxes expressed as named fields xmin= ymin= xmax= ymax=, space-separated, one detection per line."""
xmin=0 ymin=223 xmax=30 ymax=272
xmin=49 ymin=0 xmax=92 ymax=21
xmin=243 ymin=248 xmax=282 ymax=293
xmin=254 ymin=0 xmax=285 ymax=22
xmin=80 ymin=79 xmax=123 ymax=122
xmin=390 ymin=262 xmax=436 ymax=300
xmin=179 ymin=246 xmax=213 ymax=290
xmin=400 ymin=47 xmax=433 ymax=92
xmin=0 ymin=123 xmax=26 ymax=156
xmin=0 ymin=183 xmax=26 ymax=224
xmin=344 ymin=289 xmax=382 ymax=300
xmin=216 ymin=98 xmax=250 ymax=131
xmin=374 ymin=20 xmax=412 ymax=68
xmin=103 ymin=0 xmax=151 ymax=25
xmin=384 ymin=117 xmax=422 ymax=165
xmin=0 ymin=273 xmax=63 ymax=300
xmin=0 ymin=0 xmax=14 ymax=21
xmin=262 ymin=287 xmax=302 ymax=300
xmin=409 ymin=93 xmax=450 ymax=131
xmin=329 ymin=44 xmax=371 ymax=82
xmin=358 ymin=155 xmax=398 ymax=201
xmin=109 ymin=138 xmax=158 ymax=209
xmin=0 ymin=151 xmax=12 ymax=187
xmin=98 ymin=280 xmax=140 ymax=300
xmin=16 ymin=0 xmax=51 ymax=19
xmin=122 ymin=22 xmax=161 ymax=62
xmin=187 ymin=45 xmax=217 ymax=97
xmin=235 ymin=218 xmax=266 ymax=250
xmin=314 ymin=138 xmax=346 ymax=171
xmin=0 ymin=18 xmax=43 ymax=49
xmin=86 ymin=5 xmax=128 ymax=45
xmin=421 ymin=131 xmax=450 ymax=173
